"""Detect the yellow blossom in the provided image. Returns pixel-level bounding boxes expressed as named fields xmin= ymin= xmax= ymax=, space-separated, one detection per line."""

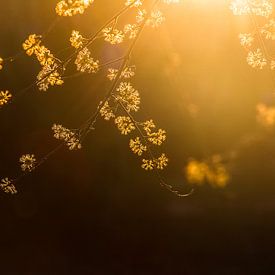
xmin=148 ymin=129 xmax=166 ymax=145
xmin=75 ymin=47 xmax=99 ymax=73
xmin=37 ymin=63 xmax=64 ymax=91
xmin=247 ymin=49 xmax=267 ymax=69
xmin=0 ymin=178 xmax=17 ymax=195
xmin=142 ymin=120 xmax=156 ymax=135
xmin=115 ymin=82 xmax=140 ymax=112
xmin=100 ymin=101 xmax=115 ymax=121
xmin=102 ymin=27 xmax=124 ymax=45
xmin=239 ymin=33 xmax=254 ymax=47
xmin=22 ymin=34 xmax=41 ymax=56
xmin=70 ymin=30 xmax=85 ymax=49
xmin=56 ymin=0 xmax=94 ymax=16
xmin=129 ymin=137 xmax=147 ymax=156
xmin=136 ymin=9 xmax=147 ymax=23
xmin=124 ymin=24 xmax=139 ymax=39
xmin=107 ymin=67 xmax=135 ymax=81
xmin=0 ymin=90 xmax=12 ymax=106
xmin=19 ymin=154 xmax=36 ymax=172
xmin=52 ymin=124 xmax=82 ymax=150
xmin=125 ymin=0 xmax=143 ymax=7
xmin=155 ymin=153 xmax=168 ymax=169
xmin=230 ymin=0 xmax=272 ymax=18
xmin=261 ymin=18 xmax=275 ymax=40
xmin=147 ymin=10 xmax=165 ymax=28
xmin=115 ymin=116 xmax=135 ymax=135
xmin=141 ymin=159 xmax=154 ymax=170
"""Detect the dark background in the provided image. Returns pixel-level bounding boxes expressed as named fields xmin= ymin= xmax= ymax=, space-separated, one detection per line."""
xmin=0 ymin=0 xmax=275 ymax=274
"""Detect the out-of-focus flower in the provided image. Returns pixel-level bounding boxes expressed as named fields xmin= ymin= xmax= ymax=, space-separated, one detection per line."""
xmin=239 ymin=33 xmax=254 ymax=47
xmin=0 ymin=178 xmax=17 ymax=195
xmin=261 ymin=18 xmax=275 ymax=40
xmin=56 ymin=0 xmax=94 ymax=16
xmin=75 ymin=47 xmax=99 ymax=73
xmin=0 ymin=90 xmax=12 ymax=106
xmin=230 ymin=0 xmax=273 ymax=18
xmin=247 ymin=49 xmax=267 ymax=69
xmin=256 ymin=103 xmax=275 ymax=127
xmin=185 ymin=156 xmax=230 ymax=188
xmin=102 ymin=28 xmax=124 ymax=45
xmin=147 ymin=10 xmax=165 ymax=28
xmin=19 ymin=154 xmax=36 ymax=172
xmin=125 ymin=0 xmax=143 ymax=7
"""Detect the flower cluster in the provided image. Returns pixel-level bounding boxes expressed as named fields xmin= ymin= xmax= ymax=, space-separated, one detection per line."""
xmin=124 ymin=24 xmax=139 ymax=39
xmin=102 ymin=27 xmax=125 ymax=45
xmin=75 ymin=47 xmax=99 ymax=73
xmin=101 ymin=66 xmax=168 ymax=171
xmin=0 ymin=178 xmax=17 ymax=195
xmin=138 ymin=120 xmax=168 ymax=170
xmin=22 ymin=34 xmax=42 ymax=56
xmin=147 ymin=129 xmax=166 ymax=145
xmin=230 ymin=0 xmax=274 ymax=69
xmin=243 ymin=44 xmax=274 ymax=70
xmin=136 ymin=9 xmax=147 ymax=23
xmin=134 ymin=8 xmax=166 ymax=28
xmin=70 ymin=30 xmax=85 ymax=49
xmin=37 ymin=63 xmax=64 ymax=91
xmin=100 ymin=101 xmax=116 ymax=121
xmin=129 ymin=137 xmax=147 ymax=156
xmin=116 ymin=115 xmax=168 ymax=170
xmin=239 ymin=33 xmax=254 ymax=47
xmin=19 ymin=154 xmax=36 ymax=172
xmin=186 ymin=156 xmax=230 ymax=188
xmin=125 ymin=0 xmax=143 ymax=7
xmin=101 ymin=1 xmax=169 ymax=47
xmin=230 ymin=0 xmax=273 ymax=18
xmin=23 ymin=34 xmax=56 ymax=66
xmin=261 ymin=18 xmax=275 ymax=40
xmin=52 ymin=124 xmax=82 ymax=150
xmin=141 ymin=159 xmax=154 ymax=170
xmin=246 ymin=48 xmax=267 ymax=69
xmin=142 ymin=153 xmax=168 ymax=170
xmin=147 ymin=10 xmax=165 ymax=28
xmin=113 ymin=115 xmax=168 ymax=170
xmin=115 ymin=82 xmax=141 ymax=112
xmin=142 ymin=119 xmax=155 ymax=133
xmin=0 ymin=0 xmax=181 ymax=195
xmin=115 ymin=116 xmax=136 ymax=135
xmin=23 ymin=34 xmax=64 ymax=91
xmin=56 ymin=0 xmax=94 ymax=16
xmin=141 ymin=120 xmax=166 ymax=146
xmin=107 ymin=66 xmax=136 ymax=81
xmin=0 ymin=90 xmax=12 ymax=106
